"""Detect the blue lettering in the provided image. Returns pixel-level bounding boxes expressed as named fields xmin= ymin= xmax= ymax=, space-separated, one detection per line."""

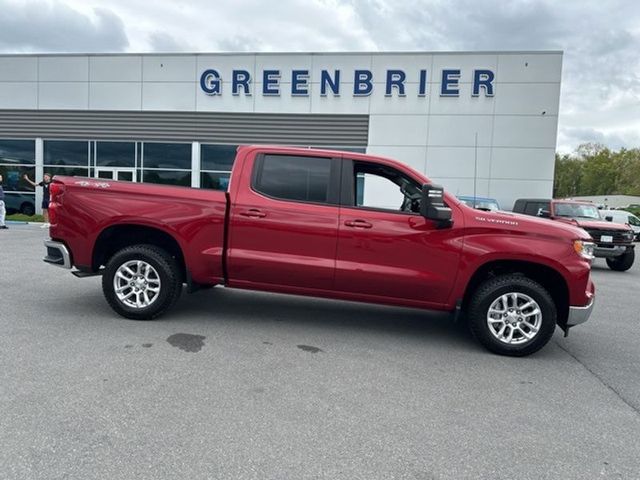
xmin=200 ymin=69 xmax=221 ymax=95
xmin=232 ymin=70 xmax=251 ymax=95
xmin=291 ymin=70 xmax=309 ymax=96
xmin=472 ymin=69 xmax=495 ymax=96
xmin=320 ymin=70 xmax=340 ymax=96
xmin=353 ymin=70 xmax=373 ymax=96
xmin=385 ymin=70 xmax=406 ymax=96
xmin=441 ymin=69 xmax=461 ymax=96
xmin=263 ymin=70 xmax=280 ymax=95
xmin=418 ymin=69 xmax=428 ymax=96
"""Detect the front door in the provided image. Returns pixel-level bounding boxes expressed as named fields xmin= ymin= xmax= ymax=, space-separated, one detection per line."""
xmin=227 ymin=151 xmax=341 ymax=291
xmin=334 ymin=159 xmax=461 ymax=306
xmin=96 ymin=168 xmax=136 ymax=182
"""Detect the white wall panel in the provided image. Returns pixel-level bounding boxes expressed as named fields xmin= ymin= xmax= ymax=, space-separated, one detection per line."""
xmin=489 ymin=148 xmax=555 ymax=181
xmin=310 ymin=85 xmax=370 ymax=114
xmin=311 ymin=54 xmax=372 ymax=77
xmin=498 ymin=53 xmax=562 ymax=83
xmin=0 ymin=57 xmax=37 ymax=81
xmin=370 ymin=54 xmax=433 ymax=80
xmin=143 ymin=55 xmax=196 ymax=82
xmin=39 ymin=56 xmax=88 ymax=81
xmin=366 ymin=145 xmax=427 ymax=173
xmin=142 ymin=83 xmax=196 ymax=110
xmin=426 ymin=146 xmax=492 ymax=179
xmin=254 ymin=88 xmax=311 ymax=113
xmin=369 ymin=84 xmax=429 ymax=115
xmin=369 ymin=114 xmax=428 ymax=146
xmin=0 ymin=83 xmax=37 ymax=108
xmin=89 ymin=82 xmax=141 ymax=110
xmin=431 ymin=54 xmax=498 ymax=83
xmin=90 ymin=56 xmax=142 ymax=82
xmin=196 ymin=90 xmax=255 ymax=113
xmin=196 ymin=55 xmax=256 ymax=83
xmin=495 ymin=83 xmax=560 ymax=115
xmin=431 ymin=177 xmax=491 ymax=198
xmin=427 ymin=115 xmax=493 ymax=147
xmin=493 ymin=115 xmax=558 ymax=148
xmin=38 ymin=82 xmax=88 ymax=109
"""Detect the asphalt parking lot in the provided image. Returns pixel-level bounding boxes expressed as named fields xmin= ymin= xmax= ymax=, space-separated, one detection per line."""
xmin=1 ymin=224 xmax=639 ymax=480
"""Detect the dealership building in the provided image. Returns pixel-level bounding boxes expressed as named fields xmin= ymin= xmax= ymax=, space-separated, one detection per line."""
xmin=0 ymin=51 xmax=562 ymax=214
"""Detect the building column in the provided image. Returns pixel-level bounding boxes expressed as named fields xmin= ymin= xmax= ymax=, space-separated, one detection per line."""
xmin=35 ymin=138 xmax=43 ymax=215
xmin=191 ymin=141 xmax=200 ymax=188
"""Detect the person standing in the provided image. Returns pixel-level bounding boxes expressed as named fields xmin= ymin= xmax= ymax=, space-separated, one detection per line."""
xmin=23 ymin=173 xmax=52 ymax=228
xmin=0 ymin=174 xmax=7 ymax=229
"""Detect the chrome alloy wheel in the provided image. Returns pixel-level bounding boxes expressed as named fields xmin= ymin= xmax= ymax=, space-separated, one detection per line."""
xmin=113 ymin=260 xmax=161 ymax=309
xmin=486 ymin=292 xmax=542 ymax=345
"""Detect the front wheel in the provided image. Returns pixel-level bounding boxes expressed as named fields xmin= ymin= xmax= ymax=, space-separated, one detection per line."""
xmin=606 ymin=249 xmax=635 ymax=271
xmin=468 ymin=275 xmax=557 ymax=356
xmin=102 ymin=244 xmax=182 ymax=320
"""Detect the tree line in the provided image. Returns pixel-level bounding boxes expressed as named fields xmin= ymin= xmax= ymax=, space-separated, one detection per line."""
xmin=554 ymin=143 xmax=640 ymax=198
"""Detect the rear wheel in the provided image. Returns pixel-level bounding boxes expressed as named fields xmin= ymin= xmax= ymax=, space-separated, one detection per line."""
xmin=606 ymin=249 xmax=635 ymax=271
xmin=468 ymin=275 xmax=557 ymax=356
xmin=102 ymin=244 xmax=182 ymax=320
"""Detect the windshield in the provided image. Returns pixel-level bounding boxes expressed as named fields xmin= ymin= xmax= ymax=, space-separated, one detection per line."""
xmin=554 ymin=203 xmax=601 ymax=219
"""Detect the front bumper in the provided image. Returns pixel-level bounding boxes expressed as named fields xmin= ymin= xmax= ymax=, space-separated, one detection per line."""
xmin=567 ymin=297 xmax=595 ymax=326
xmin=43 ymin=239 xmax=72 ymax=269
xmin=594 ymin=244 xmax=633 ymax=258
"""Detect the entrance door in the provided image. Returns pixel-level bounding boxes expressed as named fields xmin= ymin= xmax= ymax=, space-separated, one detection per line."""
xmin=96 ymin=168 xmax=136 ymax=182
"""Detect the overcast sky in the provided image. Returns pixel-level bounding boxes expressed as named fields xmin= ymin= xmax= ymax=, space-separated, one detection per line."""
xmin=1 ymin=0 xmax=638 ymax=153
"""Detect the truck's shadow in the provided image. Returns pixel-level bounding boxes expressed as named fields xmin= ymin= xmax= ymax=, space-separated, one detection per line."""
xmin=170 ymin=286 xmax=479 ymax=351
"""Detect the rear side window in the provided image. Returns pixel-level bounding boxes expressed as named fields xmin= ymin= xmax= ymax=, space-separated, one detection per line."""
xmin=253 ymin=154 xmax=333 ymax=203
xmin=523 ymin=202 xmax=549 ymax=216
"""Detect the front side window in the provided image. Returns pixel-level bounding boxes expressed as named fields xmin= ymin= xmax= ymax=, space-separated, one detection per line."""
xmin=628 ymin=215 xmax=640 ymax=227
xmin=353 ymin=162 xmax=422 ymax=214
xmin=523 ymin=202 xmax=549 ymax=216
xmin=253 ymin=154 xmax=333 ymax=203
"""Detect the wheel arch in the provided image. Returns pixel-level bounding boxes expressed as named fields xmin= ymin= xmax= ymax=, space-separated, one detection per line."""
xmin=92 ymin=224 xmax=186 ymax=281
xmin=461 ymin=259 xmax=570 ymax=327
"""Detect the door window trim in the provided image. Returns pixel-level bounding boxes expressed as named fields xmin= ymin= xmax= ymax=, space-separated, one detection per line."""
xmin=339 ymin=159 xmax=423 ymax=216
xmin=250 ymin=153 xmax=342 ymax=206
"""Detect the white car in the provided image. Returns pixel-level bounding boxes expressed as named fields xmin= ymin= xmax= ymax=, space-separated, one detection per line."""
xmin=601 ymin=210 xmax=640 ymax=240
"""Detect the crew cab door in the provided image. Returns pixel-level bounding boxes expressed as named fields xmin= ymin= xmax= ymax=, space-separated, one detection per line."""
xmin=334 ymin=159 xmax=462 ymax=306
xmin=226 ymin=150 xmax=341 ymax=290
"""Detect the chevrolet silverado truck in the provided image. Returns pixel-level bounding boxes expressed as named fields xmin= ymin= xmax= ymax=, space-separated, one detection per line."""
xmin=43 ymin=146 xmax=595 ymax=356
xmin=513 ymin=198 xmax=635 ymax=271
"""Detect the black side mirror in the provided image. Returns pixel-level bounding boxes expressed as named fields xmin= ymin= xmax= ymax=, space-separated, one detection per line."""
xmin=421 ymin=183 xmax=452 ymax=227
xmin=538 ymin=209 xmax=551 ymax=218
xmin=605 ymin=216 xmax=613 ymax=222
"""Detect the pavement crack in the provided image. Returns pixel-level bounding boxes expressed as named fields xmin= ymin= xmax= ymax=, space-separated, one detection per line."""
xmin=555 ymin=341 xmax=640 ymax=416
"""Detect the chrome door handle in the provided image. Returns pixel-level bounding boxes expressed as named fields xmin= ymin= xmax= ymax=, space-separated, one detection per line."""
xmin=239 ymin=209 xmax=266 ymax=218
xmin=344 ymin=219 xmax=372 ymax=229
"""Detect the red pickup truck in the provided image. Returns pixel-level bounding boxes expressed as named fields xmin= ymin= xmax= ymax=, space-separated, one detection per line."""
xmin=44 ymin=146 xmax=595 ymax=356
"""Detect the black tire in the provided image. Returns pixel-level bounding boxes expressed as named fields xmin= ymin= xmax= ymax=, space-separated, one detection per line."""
xmin=605 ymin=249 xmax=635 ymax=271
xmin=468 ymin=274 xmax=557 ymax=357
xmin=102 ymin=244 xmax=182 ymax=320
xmin=20 ymin=202 xmax=35 ymax=216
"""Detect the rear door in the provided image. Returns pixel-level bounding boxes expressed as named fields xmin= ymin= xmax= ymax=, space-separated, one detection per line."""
xmin=226 ymin=150 xmax=341 ymax=290
xmin=334 ymin=159 xmax=462 ymax=306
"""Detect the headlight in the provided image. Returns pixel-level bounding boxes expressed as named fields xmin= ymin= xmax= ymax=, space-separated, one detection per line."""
xmin=574 ymin=240 xmax=595 ymax=260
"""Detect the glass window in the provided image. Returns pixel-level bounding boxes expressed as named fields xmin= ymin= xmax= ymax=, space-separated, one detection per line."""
xmin=45 ymin=167 xmax=90 ymax=178
xmin=523 ymin=202 xmax=549 ymax=216
xmin=96 ymin=142 xmax=135 ymax=167
xmin=142 ymin=170 xmax=191 ymax=187
xmin=253 ymin=154 xmax=332 ymax=203
xmin=201 ymin=144 xmax=237 ymax=171
xmin=44 ymin=141 xmax=89 ymax=166
xmin=353 ymin=162 xmax=422 ymax=213
xmin=143 ymin=143 xmax=191 ymax=169
xmin=627 ymin=215 xmax=640 ymax=227
xmin=201 ymin=172 xmax=231 ymax=191
xmin=3 ymin=192 xmax=36 ymax=215
xmin=0 ymin=139 xmax=35 ymax=165
xmin=0 ymin=166 xmax=35 ymax=192
xmin=554 ymin=203 xmax=600 ymax=219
